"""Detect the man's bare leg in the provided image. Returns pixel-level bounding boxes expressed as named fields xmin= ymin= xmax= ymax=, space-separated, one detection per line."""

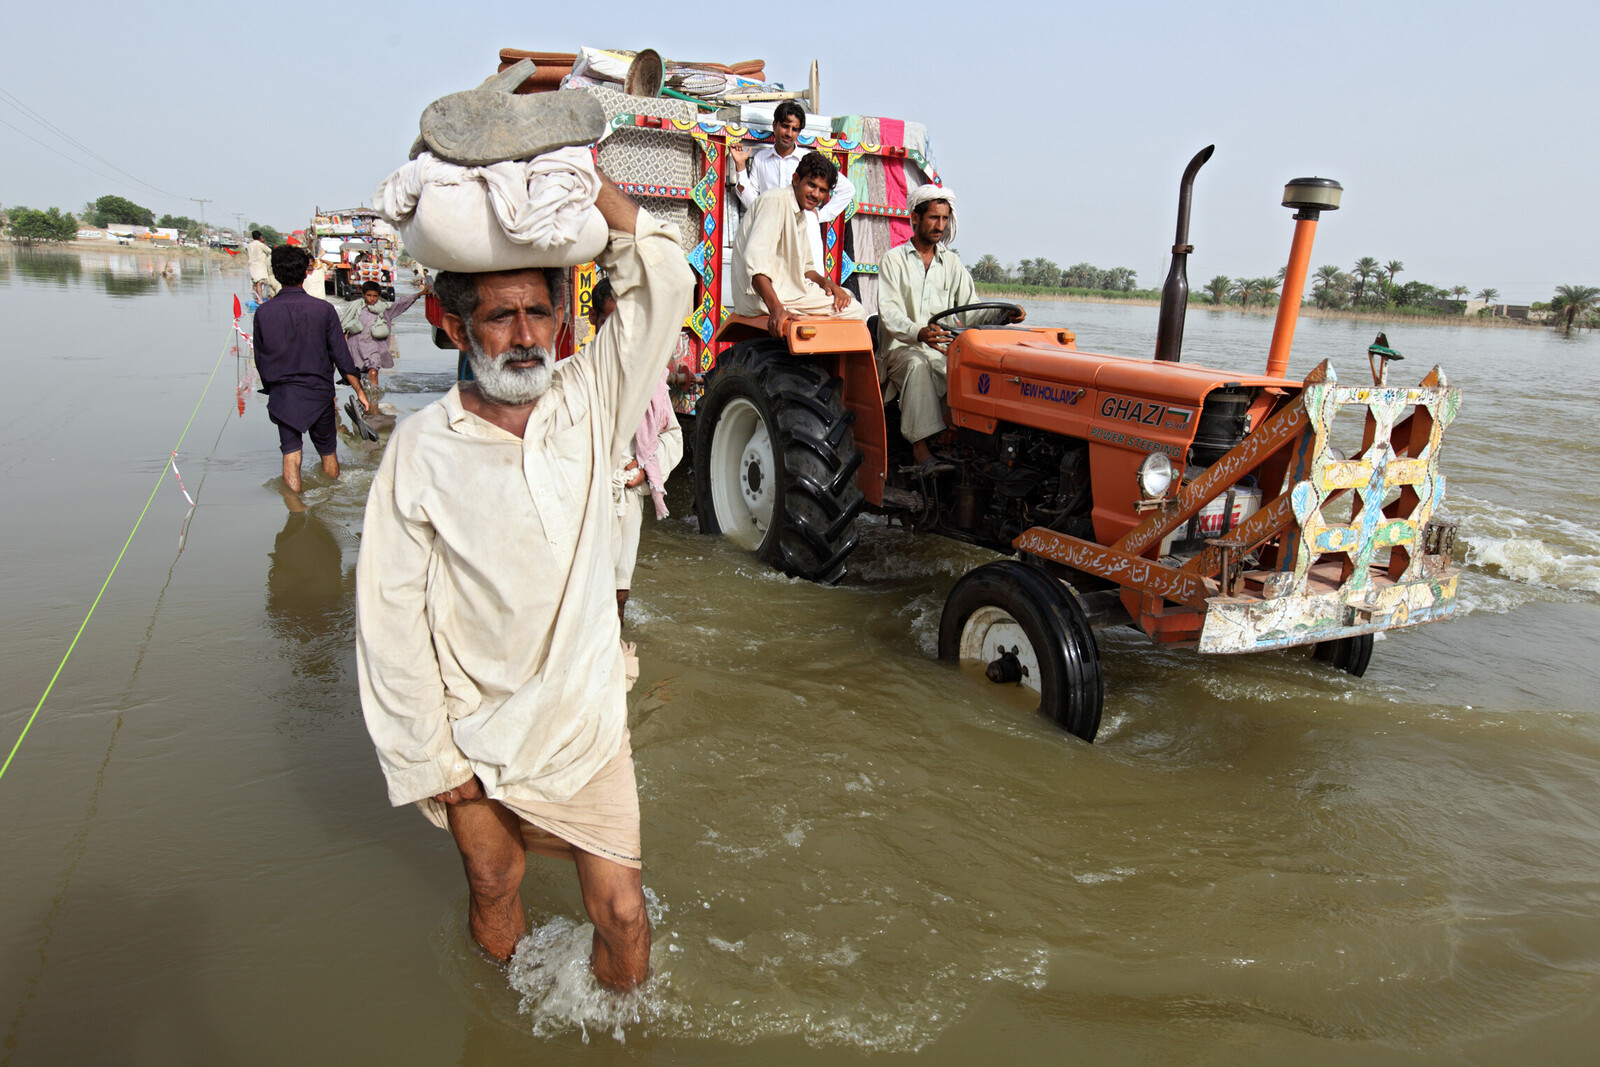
xmin=320 ymin=452 xmax=340 ymax=480
xmin=573 ymin=850 xmax=650 ymax=991
xmin=446 ymin=794 xmax=528 ymax=961
xmin=282 ymin=450 xmax=303 ymax=494
xmin=367 ymin=369 xmax=379 ymax=393
xmin=616 ymin=589 xmax=628 ymax=625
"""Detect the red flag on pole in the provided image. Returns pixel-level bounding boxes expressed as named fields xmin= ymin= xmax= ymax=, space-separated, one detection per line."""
xmin=233 ymin=294 xmax=242 ymax=320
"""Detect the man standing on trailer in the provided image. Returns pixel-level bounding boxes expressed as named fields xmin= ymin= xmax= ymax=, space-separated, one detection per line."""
xmin=356 ymin=170 xmax=693 ymax=991
xmin=728 ymin=100 xmax=855 ymax=280
xmin=252 ymin=245 xmax=371 ymax=493
xmin=877 ymin=186 xmax=1024 ymax=474
xmin=732 ymin=152 xmax=865 ymax=338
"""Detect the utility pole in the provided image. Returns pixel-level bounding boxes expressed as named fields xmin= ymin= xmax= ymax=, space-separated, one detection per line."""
xmin=190 ymin=197 xmax=211 ymax=244
xmin=231 ymin=212 xmax=246 ymax=241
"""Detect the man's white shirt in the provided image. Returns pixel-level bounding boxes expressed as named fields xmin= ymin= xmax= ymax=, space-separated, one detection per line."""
xmin=732 ymin=145 xmax=856 ymax=275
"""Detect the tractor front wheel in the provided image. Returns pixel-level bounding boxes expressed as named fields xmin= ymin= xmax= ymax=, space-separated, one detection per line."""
xmin=693 ymin=339 xmax=864 ymax=584
xmin=1312 ymin=633 xmax=1375 ymax=676
xmin=938 ymin=560 xmax=1104 ymax=741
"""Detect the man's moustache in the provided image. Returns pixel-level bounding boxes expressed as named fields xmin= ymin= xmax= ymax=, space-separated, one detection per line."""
xmin=495 ymin=347 xmax=547 ymax=367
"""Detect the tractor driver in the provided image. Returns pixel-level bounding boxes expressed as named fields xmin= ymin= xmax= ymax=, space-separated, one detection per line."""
xmin=731 ymin=151 xmax=865 ymax=338
xmin=877 ymin=185 xmax=1025 ymax=475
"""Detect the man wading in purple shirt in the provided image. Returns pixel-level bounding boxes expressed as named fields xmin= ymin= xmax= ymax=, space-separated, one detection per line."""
xmin=253 ymin=245 xmax=371 ymax=494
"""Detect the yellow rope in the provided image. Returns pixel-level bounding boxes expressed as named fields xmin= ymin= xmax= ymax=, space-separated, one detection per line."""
xmin=0 ymin=329 xmax=236 ymax=783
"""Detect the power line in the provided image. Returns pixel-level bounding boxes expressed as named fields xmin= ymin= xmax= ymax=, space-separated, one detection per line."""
xmin=0 ymin=84 xmax=189 ymax=201
xmin=0 ymin=115 xmax=130 ymax=192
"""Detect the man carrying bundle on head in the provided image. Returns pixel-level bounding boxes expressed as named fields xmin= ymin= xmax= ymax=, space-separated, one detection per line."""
xmin=358 ymin=72 xmax=694 ymax=992
xmin=731 ymin=150 xmax=865 ymax=339
xmin=876 ymin=185 xmax=1026 ymax=475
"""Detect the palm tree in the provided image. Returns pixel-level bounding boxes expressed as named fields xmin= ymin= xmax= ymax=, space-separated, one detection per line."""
xmin=1383 ymin=259 xmax=1405 ymax=300
xmin=1231 ymin=277 xmax=1256 ymax=307
xmin=1450 ymin=285 xmax=1469 ymax=301
xmin=1312 ymin=265 xmax=1347 ymax=308
xmin=1551 ymin=284 xmax=1600 ymax=336
xmin=1351 ymin=257 xmax=1380 ymax=304
xmin=971 ymin=254 xmax=1006 ymax=284
xmin=1476 ymin=287 xmax=1498 ymax=304
xmin=1259 ymin=274 xmax=1282 ymax=306
xmin=1204 ymin=274 xmax=1231 ymax=305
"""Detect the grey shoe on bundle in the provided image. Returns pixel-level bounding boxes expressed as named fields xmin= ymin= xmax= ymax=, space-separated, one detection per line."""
xmin=418 ymin=86 xmax=606 ymax=166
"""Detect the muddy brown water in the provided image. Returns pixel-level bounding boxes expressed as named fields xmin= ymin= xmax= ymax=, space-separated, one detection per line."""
xmin=1 ymin=248 xmax=1597 ymax=1064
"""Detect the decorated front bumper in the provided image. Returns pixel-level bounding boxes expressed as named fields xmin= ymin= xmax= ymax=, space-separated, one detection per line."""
xmin=1197 ymin=362 xmax=1462 ymax=653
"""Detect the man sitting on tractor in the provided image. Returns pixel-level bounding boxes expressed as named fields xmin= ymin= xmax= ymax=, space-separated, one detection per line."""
xmin=728 ymin=100 xmax=856 ymax=280
xmin=731 ymin=151 xmax=864 ymax=338
xmin=877 ymin=185 xmax=1024 ymax=474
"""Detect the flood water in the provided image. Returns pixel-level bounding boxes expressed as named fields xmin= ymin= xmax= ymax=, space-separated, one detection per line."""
xmin=2 ymin=248 xmax=1597 ymax=1064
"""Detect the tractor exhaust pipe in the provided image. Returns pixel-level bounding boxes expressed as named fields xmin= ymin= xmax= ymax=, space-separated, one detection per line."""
xmin=1153 ymin=145 xmax=1214 ymax=364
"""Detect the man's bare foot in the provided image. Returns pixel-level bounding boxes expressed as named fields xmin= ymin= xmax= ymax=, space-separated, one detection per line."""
xmin=282 ymin=450 xmax=303 ymax=494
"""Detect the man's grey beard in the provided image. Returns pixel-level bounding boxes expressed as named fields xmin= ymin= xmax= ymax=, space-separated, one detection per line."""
xmin=466 ymin=326 xmax=553 ymax=405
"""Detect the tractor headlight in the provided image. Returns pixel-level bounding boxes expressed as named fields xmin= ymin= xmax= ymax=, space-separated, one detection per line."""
xmin=1137 ymin=452 xmax=1174 ymax=498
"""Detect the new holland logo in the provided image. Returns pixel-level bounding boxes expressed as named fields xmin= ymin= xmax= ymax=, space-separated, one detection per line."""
xmin=977 ymin=372 xmax=991 ymax=395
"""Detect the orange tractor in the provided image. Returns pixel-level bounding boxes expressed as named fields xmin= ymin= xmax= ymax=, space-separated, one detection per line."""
xmin=432 ymin=50 xmax=1462 ymax=742
xmin=691 ymin=149 xmax=1462 ymax=740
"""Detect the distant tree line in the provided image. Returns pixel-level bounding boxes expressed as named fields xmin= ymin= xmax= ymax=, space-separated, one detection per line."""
xmin=4 ymin=204 xmax=78 ymax=244
xmin=1201 ymin=255 xmax=1599 ymax=334
xmin=970 ymin=254 xmax=1144 ymax=294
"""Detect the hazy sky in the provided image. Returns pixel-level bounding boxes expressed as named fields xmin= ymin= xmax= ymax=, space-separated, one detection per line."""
xmin=2 ymin=0 xmax=1593 ymax=302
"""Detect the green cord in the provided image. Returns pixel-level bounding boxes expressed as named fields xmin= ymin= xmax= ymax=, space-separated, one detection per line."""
xmin=0 ymin=330 xmax=235 ymax=783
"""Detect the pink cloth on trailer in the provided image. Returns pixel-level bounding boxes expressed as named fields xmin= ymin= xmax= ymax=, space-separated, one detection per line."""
xmin=878 ymin=118 xmax=911 ymax=246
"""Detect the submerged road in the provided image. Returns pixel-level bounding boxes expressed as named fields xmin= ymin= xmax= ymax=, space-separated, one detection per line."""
xmin=1 ymin=248 xmax=1597 ymax=1063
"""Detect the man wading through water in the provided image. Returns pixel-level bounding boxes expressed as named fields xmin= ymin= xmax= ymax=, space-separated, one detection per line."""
xmin=252 ymin=244 xmax=371 ymax=494
xmin=356 ymin=168 xmax=693 ymax=990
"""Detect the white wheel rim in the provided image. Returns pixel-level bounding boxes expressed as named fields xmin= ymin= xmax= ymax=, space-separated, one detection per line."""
xmin=708 ymin=396 xmax=775 ymax=550
xmin=958 ymin=606 xmax=1044 ymax=694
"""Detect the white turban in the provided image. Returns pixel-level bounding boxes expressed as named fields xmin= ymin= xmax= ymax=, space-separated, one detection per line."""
xmin=906 ymin=184 xmax=957 ymax=247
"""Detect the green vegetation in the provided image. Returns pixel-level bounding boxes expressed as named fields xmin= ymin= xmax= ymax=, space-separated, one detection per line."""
xmin=975 ymin=281 xmax=1160 ymax=301
xmin=7 ymin=205 xmax=78 ymax=244
xmin=969 ymin=255 xmax=1144 ymax=295
xmin=1551 ymin=285 xmax=1600 ymax=336
xmin=89 ymin=194 xmax=154 ymax=227
xmin=1203 ymin=255 xmax=1476 ymax=317
xmin=158 ymin=214 xmax=204 ymax=241
xmin=250 ymin=222 xmax=285 ymax=247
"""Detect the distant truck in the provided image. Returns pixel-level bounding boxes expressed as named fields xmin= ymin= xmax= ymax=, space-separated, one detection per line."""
xmin=307 ymin=207 xmax=399 ymax=301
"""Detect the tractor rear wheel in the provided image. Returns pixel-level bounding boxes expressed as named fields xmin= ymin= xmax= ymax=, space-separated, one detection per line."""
xmin=1312 ymin=633 xmax=1374 ymax=676
xmin=938 ymin=560 xmax=1104 ymax=741
xmin=693 ymin=338 xmax=864 ymax=584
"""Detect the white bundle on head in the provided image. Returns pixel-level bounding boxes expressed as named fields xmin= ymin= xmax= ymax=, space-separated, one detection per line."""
xmin=372 ymin=147 xmax=607 ymax=272
xmin=906 ymin=184 xmax=957 ymax=247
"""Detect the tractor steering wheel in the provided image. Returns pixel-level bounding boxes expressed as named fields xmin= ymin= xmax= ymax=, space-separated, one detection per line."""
xmin=927 ymin=301 xmax=1026 ymax=335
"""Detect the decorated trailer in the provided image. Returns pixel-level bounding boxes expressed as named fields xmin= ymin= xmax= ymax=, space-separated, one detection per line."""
xmin=425 ymin=46 xmax=938 ymax=400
